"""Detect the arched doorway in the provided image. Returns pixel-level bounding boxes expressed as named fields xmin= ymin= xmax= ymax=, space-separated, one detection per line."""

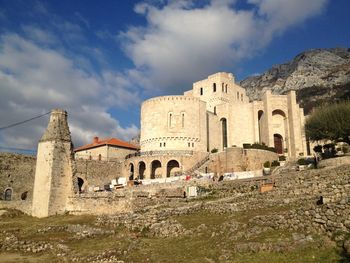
xmin=138 ymin=161 xmax=146 ymax=180
xmin=129 ymin=163 xmax=134 ymax=181
xmin=167 ymin=160 xmax=180 ymax=177
xmin=78 ymin=177 xmax=84 ymax=193
xmin=4 ymin=188 xmax=12 ymax=201
xmin=151 ymin=160 xmax=162 ymax=179
xmin=221 ymin=118 xmax=227 ymax=150
xmin=274 ymin=134 xmax=283 ymax=154
xmin=258 ymin=110 xmax=264 ymax=143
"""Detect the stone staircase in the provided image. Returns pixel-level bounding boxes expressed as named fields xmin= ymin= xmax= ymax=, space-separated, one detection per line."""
xmin=181 ymin=154 xmax=211 ymax=176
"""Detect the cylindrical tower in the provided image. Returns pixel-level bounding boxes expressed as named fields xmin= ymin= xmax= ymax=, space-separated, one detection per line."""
xmin=140 ymin=96 xmax=207 ymax=152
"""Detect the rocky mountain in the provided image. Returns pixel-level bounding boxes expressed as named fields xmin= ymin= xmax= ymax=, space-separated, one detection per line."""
xmin=240 ymin=48 xmax=350 ymax=114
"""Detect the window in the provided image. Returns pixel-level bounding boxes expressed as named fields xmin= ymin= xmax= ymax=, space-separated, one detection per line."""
xmin=200 ymin=87 xmax=203 ymax=95
xmin=237 ymin=92 xmax=239 ymax=100
xmin=192 ymin=143 xmax=194 ymax=147
xmin=163 ymin=142 xmax=166 ymax=147
xmin=213 ymin=83 xmax=216 ymax=92
xmin=160 ymin=143 xmax=162 ymax=147
xmin=225 ymin=84 xmax=228 ymax=93
xmin=182 ymin=113 xmax=185 ymax=128
xmin=188 ymin=142 xmax=191 ymax=147
xmin=241 ymin=94 xmax=243 ymax=101
xmin=169 ymin=113 xmax=173 ymax=128
xmin=98 ymin=154 xmax=102 ymax=161
xmin=222 ymin=83 xmax=224 ymax=92
xmin=214 ymin=106 xmax=216 ymax=115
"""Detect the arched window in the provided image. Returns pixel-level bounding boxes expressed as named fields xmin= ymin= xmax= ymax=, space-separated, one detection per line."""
xmin=168 ymin=112 xmax=173 ymax=128
xmin=258 ymin=110 xmax=264 ymax=144
xmin=4 ymin=188 xmax=12 ymax=201
xmin=221 ymin=118 xmax=228 ymax=150
xmin=98 ymin=154 xmax=102 ymax=161
xmin=129 ymin=163 xmax=134 ymax=181
xmin=225 ymin=84 xmax=228 ymax=93
xmin=182 ymin=112 xmax=185 ymax=128
xmin=138 ymin=162 xmax=146 ymax=179
xmin=222 ymin=83 xmax=224 ymax=92
xmin=78 ymin=177 xmax=84 ymax=193
xmin=213 ymin=83 xmax=216 ymax=92
xmin=200 ymin=87 xmax=203 ymax=95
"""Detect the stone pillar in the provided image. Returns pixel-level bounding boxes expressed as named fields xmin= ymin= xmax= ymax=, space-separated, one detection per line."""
xmin=32 ymin=109 xmax=75 ymax=218
xmin=287 ymin=91 xmax=302 ymax=158
xmin=262 ymin=90 xmax=273 ymax=146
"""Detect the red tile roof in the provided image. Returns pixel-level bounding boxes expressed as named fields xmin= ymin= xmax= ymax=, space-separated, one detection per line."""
xmin=74 ymin=137 xmax=139 ymax=152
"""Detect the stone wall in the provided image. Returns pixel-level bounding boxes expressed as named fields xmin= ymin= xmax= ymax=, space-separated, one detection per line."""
xmin=205 ymin=148 xmax=278 ymax=174
xmin=75 ymin=159 xmax=123 ymax=191
xmin=0 ymin=153 xmax=36 ymax=202
xmin=0 ymin=153 xmax=123 ymax=200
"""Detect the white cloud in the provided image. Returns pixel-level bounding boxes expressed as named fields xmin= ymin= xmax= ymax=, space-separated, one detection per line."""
xmin=0 ymin=34 xmax=139 ymax=149
xmin=22 ymin=25 xmax=58 ymax=45
xmin=120 ymin=0 xmax=328 ymax=93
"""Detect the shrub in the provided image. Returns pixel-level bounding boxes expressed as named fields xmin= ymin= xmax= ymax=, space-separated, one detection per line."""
xmin=271 ymin=160 xmax=280 ymax=167
xmin=297 ymin=158 xmax=307 ymax=165
xmin=278 ymin=155 xmax=286 ymax=161
xmin=243 ymin=143 xmax=251 ymax=149
xmin=211 ymin=148 xmax=218 ymax=153
xmin=263 ymin=161 xmax=271 ymax=168
xmin=313 ymin=145 xmax=323 ymax=153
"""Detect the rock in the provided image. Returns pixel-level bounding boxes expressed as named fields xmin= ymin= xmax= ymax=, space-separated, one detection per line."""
xmin=240 ymin=48 xmax=350 ymax=114
xmin=344 ymin=239 xmax=350 ymax=256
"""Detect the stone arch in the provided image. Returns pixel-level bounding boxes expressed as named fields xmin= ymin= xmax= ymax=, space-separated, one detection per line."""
xmin=151 ymin=160 xmax=162 ymax=179
xmin=129 ymin=163 xmax=134 ymax=180
xmin=272 ymin=109 xmax=288 ymax=154
xmin=272 ymin=109 xmax=286 ymax=117
xmin=274 ymin=134 xmax=283 ymax=154
xmin=221 ymin=118 xmax=228 ymax=150
xmin=167 ymin=160 xmax=180 ymax=177
xmin=4 ymin=188 xmax=12 ymax=201
xmin=77 ymin=177 xmax=84 ymax=193
xmin=138 ymin=161 xmax=146 ymax=180
xmin=258 ymin=110 xmax=264 ymax=143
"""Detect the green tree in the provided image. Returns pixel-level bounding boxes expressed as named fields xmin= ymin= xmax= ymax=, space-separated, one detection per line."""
xmin=305 ymin=101 xmax=350 ymax=144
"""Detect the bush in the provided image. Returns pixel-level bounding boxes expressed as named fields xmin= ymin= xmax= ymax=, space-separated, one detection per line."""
xmin=243 ymin=143 xmax=251 ymax=149
xmin=211 ymin=148 xmax=218 ymax=153
xmin=271 ymin=160 xmax=280 ymax=167
xmin=278 ymin=155 xmax=286 ymax=161
xmin=297 ymin=158 xmax=307 ymax=165
xmin=263 ymin=161 xmax=271 ymax=168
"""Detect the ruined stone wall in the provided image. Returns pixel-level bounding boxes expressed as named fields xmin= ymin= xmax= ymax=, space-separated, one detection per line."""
xmin=0 ymin=153 xmax=36 ymax=202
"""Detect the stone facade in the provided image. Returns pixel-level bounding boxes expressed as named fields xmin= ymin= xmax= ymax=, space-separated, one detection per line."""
xmin=133 ymin=72 xmax=307 ymax=179
xmin=32 ymin=109 xmax=76 ymax=218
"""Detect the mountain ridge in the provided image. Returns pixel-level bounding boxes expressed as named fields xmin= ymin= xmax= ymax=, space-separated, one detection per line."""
xmin=240 ymin=47 xmax=350 ymax=114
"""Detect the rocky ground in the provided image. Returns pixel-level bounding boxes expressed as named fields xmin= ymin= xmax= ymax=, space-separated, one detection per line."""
xmin=0 ymin=162 xmax=350 ymax=262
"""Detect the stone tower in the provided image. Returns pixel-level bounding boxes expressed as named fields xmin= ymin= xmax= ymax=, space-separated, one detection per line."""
xmin=32 ymin=109 xmax=75 ymax=218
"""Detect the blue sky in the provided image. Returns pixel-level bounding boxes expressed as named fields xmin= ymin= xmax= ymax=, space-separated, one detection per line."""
xmin=0 ymin=0 xmax=349 ymax=150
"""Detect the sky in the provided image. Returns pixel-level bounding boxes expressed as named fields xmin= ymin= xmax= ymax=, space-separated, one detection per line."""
xmin=0 ymin=0 xmax=349 ymax=151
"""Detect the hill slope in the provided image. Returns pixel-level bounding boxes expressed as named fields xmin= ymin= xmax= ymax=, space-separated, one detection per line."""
xmin=240 ymin=48 xmax=350 ymax=113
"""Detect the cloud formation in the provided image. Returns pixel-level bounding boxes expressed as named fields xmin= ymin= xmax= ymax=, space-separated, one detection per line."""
xmin=0 ymin=33 xmax=139 ymax=149
xmin=120 ymin=0 xmax=328 ymax=93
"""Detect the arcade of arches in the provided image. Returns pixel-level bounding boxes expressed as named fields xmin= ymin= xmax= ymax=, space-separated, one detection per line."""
xmin=127 ymin=159 xmax=182 ymax=180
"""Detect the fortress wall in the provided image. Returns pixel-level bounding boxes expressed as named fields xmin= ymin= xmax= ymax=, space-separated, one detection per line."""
xmin=75 ymin=159 xmax=123 ymax=191
xmin=0 ymin=153 xmax=36 ymax=202
xmin=206 ymin=148 xmax=278 ymax=174
xmin=140 ymin=96 xmax=207 ymax=152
